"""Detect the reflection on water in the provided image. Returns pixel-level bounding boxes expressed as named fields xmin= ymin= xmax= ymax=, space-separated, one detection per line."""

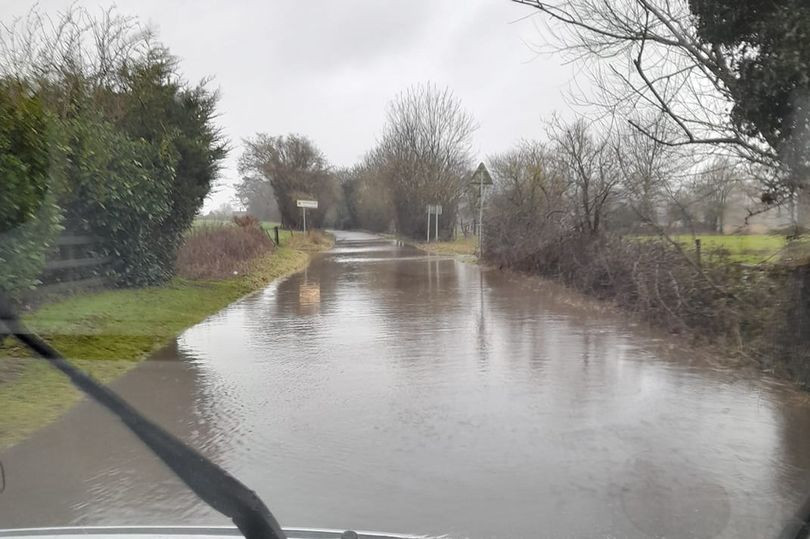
xmin=296 ymin=267 xmax=321 ymax=316
xmin=2 ymin=231 xmax=810 ymax=539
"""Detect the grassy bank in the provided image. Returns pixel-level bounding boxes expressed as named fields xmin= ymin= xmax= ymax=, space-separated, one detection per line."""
xmin=415 ymin=236 xmax=478 ymax=259
xmin=260 ymin=221 xmax=295 ymax=245
xmin=0 ymin=234 xmax=333 ymax=450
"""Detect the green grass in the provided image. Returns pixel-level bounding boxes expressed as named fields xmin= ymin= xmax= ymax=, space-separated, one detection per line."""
xmin=417 ymin=236 xmax=478 ymax=259
xmin=634 ymin=234 xmax=809 ymax=265
xmin=260 ymin=221 xmax=295 ymax=245
xmin=192 ymin=218 xmax=231 ymax=228
xmin=674 ymin=234 xmax=787 ymax=264
xmin=0 ymin=245 xmax=319 ymax=450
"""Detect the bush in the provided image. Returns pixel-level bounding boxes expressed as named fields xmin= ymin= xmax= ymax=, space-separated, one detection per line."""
xmin=0 ymin=9 xmax=226 ymax=291
xmin=482 ymin=157 xmax=810 ymax=385
xmin=484 ymin=222 xmax=810 ymax=384
xmin=0 ymin=83 xmax=63 ymax=296
xmin=233 ymin=214 xmax=260 ymax=228
xmin=57 ymin=54 xmax=226 ymax=287
xmin=61 ymin=115 xmax=175 ymax=286
xmin=112 ymin=58 xmax=227 ymax=280
xmin=176 ymin=224 xmax=273 ymax=280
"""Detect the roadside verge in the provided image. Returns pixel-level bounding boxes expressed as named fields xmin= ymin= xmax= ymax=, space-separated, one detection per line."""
xmin=410 ymin=236 xmax=478 ymax=262
xmin=0 ymin=232 xmax=334 ymax=450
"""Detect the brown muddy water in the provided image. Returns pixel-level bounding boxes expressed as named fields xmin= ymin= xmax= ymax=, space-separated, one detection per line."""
xmin=2 ymin=231 xmax=810 ymax=539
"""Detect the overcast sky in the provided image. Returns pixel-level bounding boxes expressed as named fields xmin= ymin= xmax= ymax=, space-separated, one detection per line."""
xmin=2 ymin=0 xmax=585 ymax=211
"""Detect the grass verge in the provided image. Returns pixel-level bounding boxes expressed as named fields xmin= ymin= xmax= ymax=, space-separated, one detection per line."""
xmin=260 ymin=221 xmax=295 ymax=245
xmin=415 ymin=236 xmax=478 ymax=260
xmin=0 ymin=235 xmax=333 ymax=450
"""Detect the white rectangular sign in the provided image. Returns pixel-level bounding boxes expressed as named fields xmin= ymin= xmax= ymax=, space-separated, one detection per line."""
xmin=297 ymin=200 xmax=318 ymax=209
xmin=427 ymin=204 xmax=443 ymax=215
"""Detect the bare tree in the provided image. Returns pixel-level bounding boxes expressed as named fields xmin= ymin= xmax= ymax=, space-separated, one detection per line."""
xmin=692 ymin=158 xmax=742 ymax=233
xmin=377 ymin=83 xmax=477 ymax=239
xmin=549 ymin=118 xmax=620 ymax=234
xmin=490 ymin=141 xmax=566 ymax=217
xmin=484 ymin=141 xmax=567 ymax=263
xmin=0 ymin=6 xmax=155 ymax=115
xmin=511 ymin=0 xmax=808 ymax=217
xmin=612 ymin=114 xmax=690 ymax=229
xmin=512 ymin=1 xmax=771 ymax=157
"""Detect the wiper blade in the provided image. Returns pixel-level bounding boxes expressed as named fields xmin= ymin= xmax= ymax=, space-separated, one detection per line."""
xmin=0 ymin=296 xmax=286 ymax=539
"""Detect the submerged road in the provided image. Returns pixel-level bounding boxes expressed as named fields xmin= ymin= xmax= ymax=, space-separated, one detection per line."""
xmin=3 ymin=230 xmax=810 ymax=538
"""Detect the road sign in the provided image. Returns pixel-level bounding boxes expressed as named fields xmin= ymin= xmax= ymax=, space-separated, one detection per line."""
xmin=426 ymin=204 xmax=442 ymax=242
xmin=470 ymin=162 xmax=493 ymax=186
xmin=470 ymin=162 xmax=492 ymax=257
xmin=297 ymin=200 xmax=318 ymax=233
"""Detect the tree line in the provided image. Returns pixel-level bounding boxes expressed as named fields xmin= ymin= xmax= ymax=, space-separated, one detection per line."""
xmin=237 ymin=91 xmax=781 ymax=243
xmin=0 ymin=7 xmax=225 ymax=296
xmin=235 ymin=0 xmax=808 ymax=242
xmin=237 ymin=83 xmax=478 ymax=239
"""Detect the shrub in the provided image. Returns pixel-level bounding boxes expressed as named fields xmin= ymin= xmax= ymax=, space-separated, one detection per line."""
xmin=482 ymin=154 xmax=810 ymax=385
xmin=175 ymin=224 xmax=273 ymax=280
xmin=233 ymin=214 xmax=260 ymax=228
xmin=56 ymin=54 xmax=226 ymax=287
xmin=484 ymin=220 xmax=810 ymax=383
xmin=112 ymin=57 xmax=227 ymax=281
xmin=61 ymin=115 xmax=175 ymax=286
xmin=0 ymin=9 xmax=226 ymax=290
xmin=0 ymin=83 xmax=63 ymax=297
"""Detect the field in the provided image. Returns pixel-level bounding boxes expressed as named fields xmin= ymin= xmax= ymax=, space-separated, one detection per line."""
xmin=192 ymin=219 xmax=297 ymax=246
xmin=638 ymin=234 xmax=808 ymax=265
xmin=412 ymin=233 xmax=807 ymax=265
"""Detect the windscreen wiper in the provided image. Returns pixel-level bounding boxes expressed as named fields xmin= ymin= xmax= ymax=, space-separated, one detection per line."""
xmin=0 ymin=295 xmax=286 ymax=539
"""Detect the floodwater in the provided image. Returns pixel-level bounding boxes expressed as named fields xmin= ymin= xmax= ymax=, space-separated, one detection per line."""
xmin=3 ymin=231 xmax=810 ymax=538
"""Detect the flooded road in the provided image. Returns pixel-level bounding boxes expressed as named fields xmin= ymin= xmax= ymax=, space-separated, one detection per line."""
xmin=3 ymin=230 xmax=810 ymax=538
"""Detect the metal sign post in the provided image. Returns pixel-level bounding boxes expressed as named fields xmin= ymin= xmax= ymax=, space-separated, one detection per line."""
xmin=426 ymin=206 xmax=431 ymax=243
xmin=470 ymin=162 xmax=493 ymax=255
xmin=426 ymin=204 xmax=442 ymax=243
xmin=296 ymin=199 xmax=318 ymax=234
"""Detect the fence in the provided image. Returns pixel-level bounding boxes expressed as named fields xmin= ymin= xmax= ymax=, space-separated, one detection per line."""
xmin=34 ymin=234 xmax=111 ymax=296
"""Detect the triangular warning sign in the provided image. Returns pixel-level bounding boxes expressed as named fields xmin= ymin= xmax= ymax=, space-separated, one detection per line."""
xmin=470 ymin=162 xmax=493 ymax=185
